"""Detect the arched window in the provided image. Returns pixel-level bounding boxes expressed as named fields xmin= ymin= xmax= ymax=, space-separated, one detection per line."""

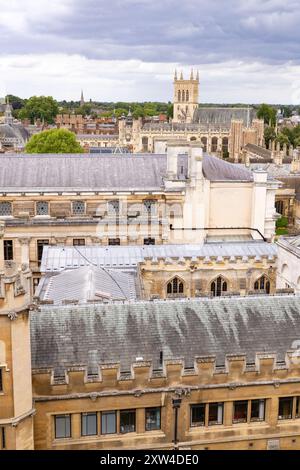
xmin=211 ymin=137 xmax=218 ymax=153
xmin=254 ymin=276 xmax=270 ymax=294
xmin=182 ymin=90 xmax=185 ymax=102
xmin=167 ymin=277 xmax=184 ymax=296
xmin=210 ymin=276 xmax=227 ymax=297
xmin=186 ymin=90 xmax=189 ymax=102
xmin=222 ymin=137 xmax=229 ymax=157
xmin=178 ymin=90 xmax=181 ymax=102
xmin=201 ymin=137 xmax=207 ymax=152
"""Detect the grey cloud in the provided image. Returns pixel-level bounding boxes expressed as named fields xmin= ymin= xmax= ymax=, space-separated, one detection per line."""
xmin=1 ymin=0 xmax=300 ymax=65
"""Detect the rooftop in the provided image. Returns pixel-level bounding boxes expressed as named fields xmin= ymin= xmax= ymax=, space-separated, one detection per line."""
xmin=30 ymin=295 xmax=300 ymax=374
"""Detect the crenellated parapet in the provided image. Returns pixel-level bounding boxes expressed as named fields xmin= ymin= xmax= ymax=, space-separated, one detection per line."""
xmin=32 ymin=351 xmax=300 ymax=399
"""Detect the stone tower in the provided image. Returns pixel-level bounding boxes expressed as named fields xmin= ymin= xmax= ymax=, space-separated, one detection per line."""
xmin=80 ymin=90 xmax=85 ymax=107
xmin=0 ymin=221 xmax=34 ymax=450
xmin=4 ymin=98 xmax=13 ymax=126
xmin=173 ymin=69 xmax=199 ymax=123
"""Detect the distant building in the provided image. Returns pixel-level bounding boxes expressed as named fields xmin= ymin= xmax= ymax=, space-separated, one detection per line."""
xmin=0 ymin=99 xmax=29 ymax=151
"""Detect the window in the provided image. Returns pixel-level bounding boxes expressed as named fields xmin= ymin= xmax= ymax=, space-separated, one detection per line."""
xmin=101 ymin=411 xmax=117 ymax=435
xmin=211 ymin=137 xmax=218 ymax=153
xmin=186 ymin=90 xmax=189 ymax=102
xmin=201 ymin=137 xmax=207 ymax=152
xmin=182 ymin=90 xmax=185 ymax=102
xmin=72 ymin=201 xmax=85 ymax=215
xmin=275 ymin=200 xmax=284 ymax=215
xmin=251 ymin=399 xmax=265 ymax=422
xmin=0 ymin=202 xmax=12 ymax=216
xmin=81 ymin=412 xmax=97 ymax=436
xmin=108 ymin=200 xmax=120 ymax=215
xmin=208 ymin=403 xmax=223 ymax=426
xmin=36 ymin=201 xmax=49 ymax=216
xmin=233 ymin=401 xmax=248 ymax=424
xmin=54 ymin=414 xmax=71 ymax=439
xmin=210 ymin=276 xmax=227 ymax=297
xmin=296 ymin=397 xmax=300 ymax=419
xmin=178 ymin=90 xmax=181 ymax=102
xmin=120 ymin=410 xmax=136 ymax=434
xmin=190 ymin=404 xmax=205 ymax=427
xmin=37 ymin=240 xmax=49 ymax=263
xmin=73 ymin=238 xmax=85 ymax=246
xmin=0 ymin=428 xmax=5 ymax=450
xmin=278 ymin=397 xmax=293 ymax=420
xmin=144 ymin=238 xmax=155 ymax=245
xmin=3 ymin=240 xmax=13 ymax=261
xmin=145 ymin=408 xmax=161 ymax=431
xmin=108 ymin=238 xmax=120 ymax=246
xmin=143 ymin=199 xmax=156 ymax=215
xmin=0 ymin=369 xmax=2 ymax=392
xmin=167 ymin=277 xmax=184 ymax=295
xmin=254 ymin=276 xmax=270 ymax=294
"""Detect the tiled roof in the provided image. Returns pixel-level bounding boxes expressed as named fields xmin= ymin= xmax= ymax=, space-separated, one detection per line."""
xmin=30 ymin=295 xmax=300 ymax=374
xmin=41 ymin=242 xmax=277 ymax=273
xmin=193 ymin=107 xmax=256 ymax=126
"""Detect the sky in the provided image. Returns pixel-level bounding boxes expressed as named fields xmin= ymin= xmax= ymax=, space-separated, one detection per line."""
xmin=0 ymin=0 xmax=300 ymax=104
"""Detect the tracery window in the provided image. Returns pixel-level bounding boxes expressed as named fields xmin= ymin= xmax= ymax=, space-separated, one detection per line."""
xmin=167 ymin=277 xmax=184 ymax=295
xmin=254 ymin=276 xmax=270 ymax=294
xmin=210 ymin=276 xmax=227 ymax=297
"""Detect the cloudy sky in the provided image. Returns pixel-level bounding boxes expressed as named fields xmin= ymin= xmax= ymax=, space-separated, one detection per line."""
xmin=0 ymin=0 xmax=300 ymax=103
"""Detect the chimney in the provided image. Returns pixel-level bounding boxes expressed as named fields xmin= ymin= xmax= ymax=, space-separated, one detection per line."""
xmin=189 ymin=142 xmax=203 ymax=180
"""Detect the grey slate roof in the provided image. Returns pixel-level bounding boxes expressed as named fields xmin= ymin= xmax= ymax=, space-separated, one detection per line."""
xmin=244 ymin=144 xmax=273 ymax=161
xmin=41 ymin=242 xmax=277 ymax=273
xmin=36 ymin=265 xmax=137 ymax=304
xmin=277 ymin=235 xmax=300 ymax=258
xmin=193 ymin=107 xmax=256 ymax=126
xmin=0 ymin=153 xmax=254 ymax=192
xmin=30 ymin=295 xmax=300 ymax=374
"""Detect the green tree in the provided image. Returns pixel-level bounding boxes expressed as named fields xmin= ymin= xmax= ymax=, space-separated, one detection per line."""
xmin=25 ymin=129 xmax=83 ymax=154
xmin=282 ymin=106 xmax=292 ymax=118
xmin=257 ymin=103 xmax=276 ymax=127
xmin=18 ymin=96 xmax=59 ymax=124
xmin=264 ymin=126 xmax=276 ymax=145
xmin=275 ymin=133 xmax=289 ymax=147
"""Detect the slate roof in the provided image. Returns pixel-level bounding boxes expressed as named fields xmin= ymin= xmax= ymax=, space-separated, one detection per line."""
xmin=36 ymin=265 xmax=137 ymax=304
xmin=244 ymin=144 xmax=273 ymax=162
xmin=30 ymin=295 xmax=300 ymax=374
xmin=0 ymin=153 xmax=254 ymax=192
xmin=193 ymin=107 xmax=256 ymax=126
xmin=277 ymin=235 xmax=300 ymax=258
xmin=41 ymin=242 xmax=277 ymax=273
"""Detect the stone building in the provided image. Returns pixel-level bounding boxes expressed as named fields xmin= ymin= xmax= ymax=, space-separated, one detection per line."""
xmin=119 ymin=72 xmax=264 ymax=159
xmin=0 ymin=142 xmax=279 ymax=291
xmin=35 ymin=242 xmax=278 ymax=303
xmin=0 ymin=100 xmax=29 ymax=152
xmin=276 ymin=235 xmax=300 ymax=293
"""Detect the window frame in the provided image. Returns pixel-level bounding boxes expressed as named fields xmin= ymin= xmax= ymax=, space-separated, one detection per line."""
xmin=3 ymin=240 xmax=13 ymax=261
xmin=54 ymin=414 xmax=71 ymax=439
xmin=119 ymin=409 xmax=136 ymax=434
xmin=250 ymin=399 xmax=265 ymax=423
xmin=101 ymin=411 xmax=117 ymax=435
xmin=208 ymin=402 xmax=224 ymax=426
xmin=81 ymin=412 xmax=98 ymax=437
xmin=278 ymin=397 xmax=293 ymax=420
xmin=72 ymin=200 xmax=86 ymax=216
xmin=0 ymin=202 xmax=12 ymax=217
xmin=232 ymin=400 xmax=248 ymax=424
xmin=36 ymin=201 xmax=49 ymax=216
xmin=190 ymin=404 xmax=205 ymax=428
xmin=73 ymin=238 xmax=86 ymax=246
xmin=37 ymin=239 xmax=50 ymax=263
xmin=145 ymin=407 xmax=161 ymax=432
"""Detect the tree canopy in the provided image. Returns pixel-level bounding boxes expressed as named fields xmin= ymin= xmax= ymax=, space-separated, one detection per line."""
xmin=257 ymin=103 xmax=276 ymax=127
xmin=25 ymin=129 xmax=83 ymax=154
xmin=18 ymin=96 xmax=59 ymax=124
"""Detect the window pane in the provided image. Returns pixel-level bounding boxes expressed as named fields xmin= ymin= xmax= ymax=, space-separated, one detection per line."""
xmin=55 ymin=415 xmax=71 ymax=438
xmin=233 ymin=401 xmax=248 ymax=423
xmin=278 ymin=397 xmax=293 ymax=420
xmin=4 ymin=240 xmax=13 ymax=261
xmin=190 ymin=404 xmax=205 ymax=427
xmin=81 ymin=413 xmax=97 ymax=436
xmin=37 ymin=240 xmax=49 ymax=262
xmin=73 ymin=238 xmax=85 ymax=246
xmin=251 ymin=399 xmax=265 ymax=422
xmin=120 ymin=410 xmax=136 ymax=434
xmin=145 ymin=408 xmax=161 ymax=431
xmin=72 ymin=201 xmax=85 ymax=215
xmin=36 ymin=201 xmax=49 ymax=215
xmin=0 ymin=202 xmax=12 ymax=216
xmin=208 ymin=403 xmax=223 ymax=426
xmin=101 ymin=411 xmax=116 ymax=435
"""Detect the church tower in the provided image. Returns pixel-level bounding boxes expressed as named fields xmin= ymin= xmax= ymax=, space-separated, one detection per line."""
xmin=0 ymin=221 xmax=34 ymax=450
xmin=80 ymin=90 xmax=85 ymax=107
xmin=4 ymin=98 xmax=13 ymax=126
xmin=173 ymin=69 xmax=199 ymax=123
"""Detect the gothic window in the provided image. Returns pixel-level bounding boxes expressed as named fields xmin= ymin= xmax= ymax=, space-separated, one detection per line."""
xmin=222 ymin=137 xmax=229 ymax=157
xmin=0 ymin=202 xmax=12 ymax=216
xmin=210 ymin=276 xmax=227 ymax=297
xmin=167 ymin=277 xmax=184 ymax=296
xmin=36 ymin=201 xmax=49 ymax=216
xmin=186 ymin=90 xmax=189 ymax=102
xmin=178 ymin=90 xmax=181 ymax=102
xmin=182 ymin=90 xmax=185 ymax=102
xmin=211 ymin=137 xmax=218 ymax=153
xmin=254 ymin=276 xmax=270 ymax=294
xmin=72 ymin=200 xmax=85 ymax=215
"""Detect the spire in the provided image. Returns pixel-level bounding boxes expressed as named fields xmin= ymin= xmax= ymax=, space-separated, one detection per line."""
xmin=174 ymin=69 xmax=177 ymax=81
xmin=190 ymin=68 xmax=194 ymax=80
xmin=180 ymin=70 xmax=183 ymax=80
xmin=4 ymin=96 xmax=13 ymax=125
xmin=80 ymin=90 xmax=84 ymax=107
xmin=196 ymin=70 xmax=199 ymax=82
